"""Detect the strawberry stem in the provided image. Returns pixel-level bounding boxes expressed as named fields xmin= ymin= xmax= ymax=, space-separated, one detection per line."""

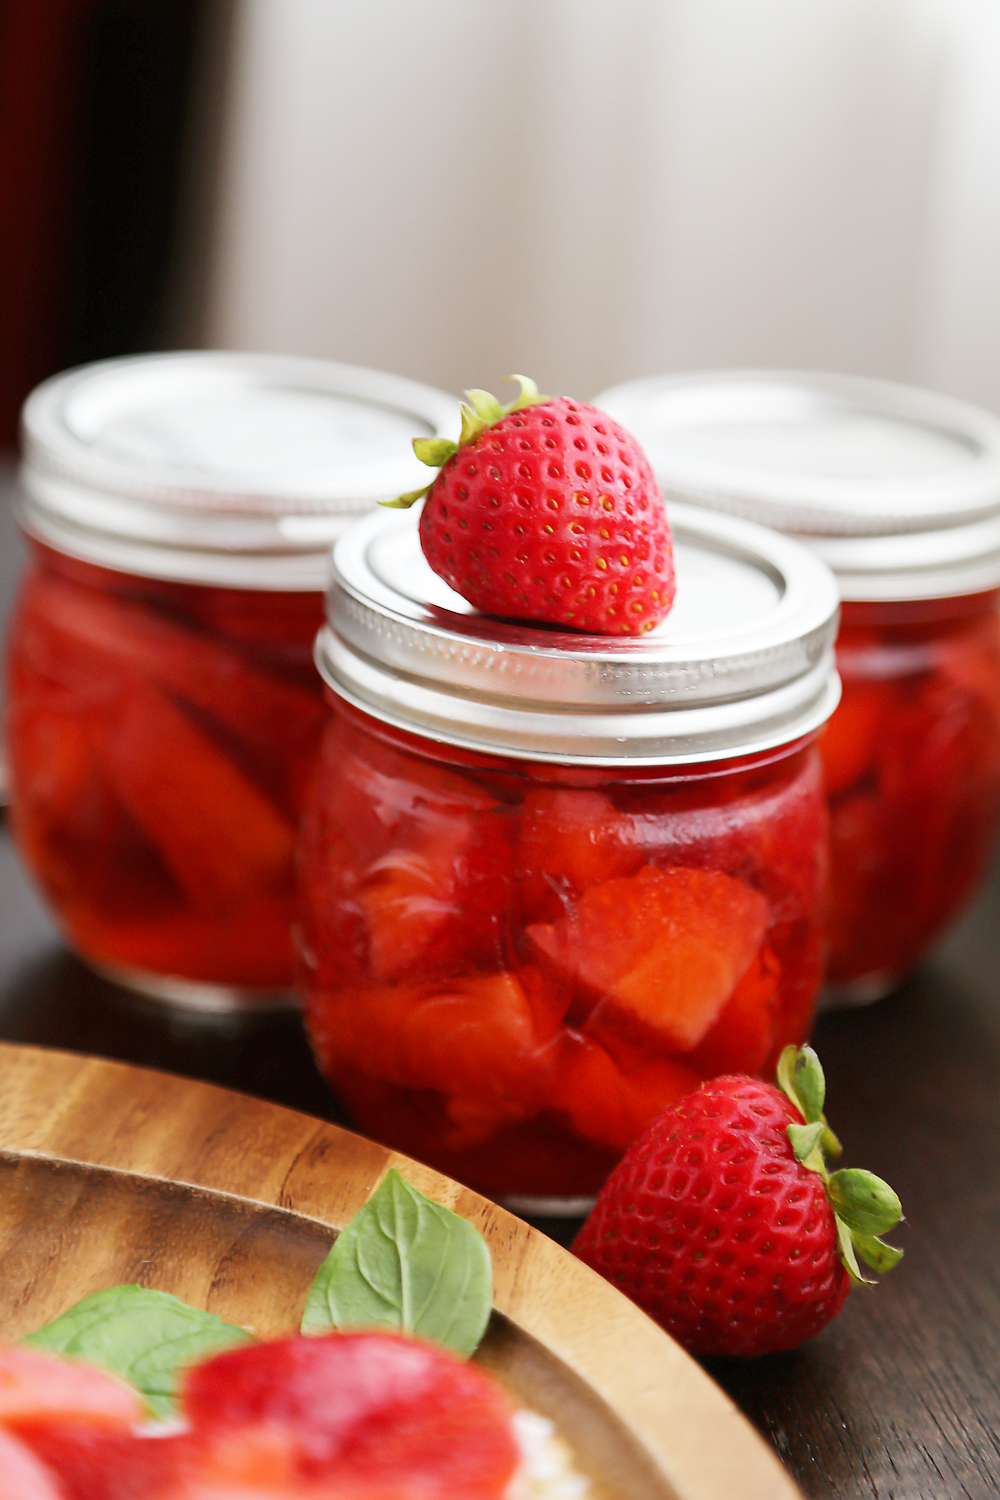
xmin=384 ymin=377 xmax=551 ymax=510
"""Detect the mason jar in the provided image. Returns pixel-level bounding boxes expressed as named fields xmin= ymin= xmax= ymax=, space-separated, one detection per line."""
xmin=5 ymin=352 xmax=458 ymax=1011
xmin=596 ymin=371 xmax=1000 ymax=1003
xmin=298 ymin=501 xmax=840 ymax=1209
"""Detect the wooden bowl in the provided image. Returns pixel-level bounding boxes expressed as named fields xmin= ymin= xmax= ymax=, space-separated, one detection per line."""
xmin=0 ymin=1042 xmax=800 ymax=1500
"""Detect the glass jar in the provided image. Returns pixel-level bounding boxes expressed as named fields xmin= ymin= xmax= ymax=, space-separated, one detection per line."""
xmin=824 ymin=592 xmax=1000 ymax=990
xmin=4 ymin=353 xmax=458 ymax=1010
xmin=299 ymin=502 xmax=840 ymax=1207
xmin=596 ymin=371 xmax=1000 ymax=1003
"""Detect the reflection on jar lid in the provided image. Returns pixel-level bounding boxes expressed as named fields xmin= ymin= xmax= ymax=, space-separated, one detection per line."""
xmin=594 ymin=371 xmax=1000 ymax=601
xmin=317 ymin=501 xmax=841 ymax=765
xmin=16 ymin=353 xmax=460 ymax=589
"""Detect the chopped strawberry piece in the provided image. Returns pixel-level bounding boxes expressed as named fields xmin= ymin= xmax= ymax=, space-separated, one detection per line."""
xmin=514 ymin=789 xmax=642 ymax=921
xmin=4 ymin=558 xmax=329 ymax=991
xmin=685 ymin=945 xmax=781 ymax=1076
xmin=306 ymin=973 xmax=556 ymax=1145
xmin=0 ymin=1349 xmax=143 ymax=1431
xmin=358 ymin=810 xmax=511 ymax=982
xmin=359 ymin=834 xmax=468 ymax=981
xmin=549 ymin=1035 xmax=700 ymax=1153
xmin=516 ymin=963 xmax=572 ymax=1039
xmin=16 ymin=568 xmax=326 ymax=769
xmin=527 ymin=864 xmax=769 ymax=1052
xmin=301 ymin=713 xmax=511 ymax=986
xmin=181 ymin=1334 xmax=520 ymax=1499
xmin=63 ymin=892 xmax=299 ymax=991
xmin=820 ymin=680 xmax=883 ymax=799
xmin=93 ymin=677 xmax=295 ymax=913
xmin=4 ymin=702 xmax=96 ymax=837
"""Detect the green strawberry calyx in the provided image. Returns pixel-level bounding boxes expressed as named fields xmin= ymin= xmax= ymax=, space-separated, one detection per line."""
xmin=382 ymin=375 xmax=549 ymax=509
xmin=777 ymin=1044 xmax=904 ymax=1287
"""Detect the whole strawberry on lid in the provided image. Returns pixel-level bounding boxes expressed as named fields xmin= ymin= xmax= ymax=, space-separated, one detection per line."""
xmin=387 ymin=377 xmax=676 ymax=634
xmin=573 ymin=1046 xmax=903 ymax=1358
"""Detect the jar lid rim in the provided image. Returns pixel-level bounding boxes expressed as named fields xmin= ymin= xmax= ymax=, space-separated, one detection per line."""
xmin=594 ymin=370 xmax=1000 ymax=546
xmin=318 ymin=501 xmax=841 ymax=761
xmin=16 ymin=353 xmax=461 ymax=587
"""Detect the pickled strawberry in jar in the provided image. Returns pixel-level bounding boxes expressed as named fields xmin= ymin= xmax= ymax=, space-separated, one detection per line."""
xmin=4 ymin=353 xmax=458 ymax=1010
xmin=299 ymin=502 xmax=840 ymax=1207
xmin=597 ymin=372 xmax=1000 ymax=1005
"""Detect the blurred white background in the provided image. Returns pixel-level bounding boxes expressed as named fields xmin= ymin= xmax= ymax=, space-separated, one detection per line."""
xmin=199 ymin=0 xmax=1000 ymax=412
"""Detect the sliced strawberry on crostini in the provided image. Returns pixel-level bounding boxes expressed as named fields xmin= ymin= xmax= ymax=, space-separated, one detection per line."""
xmin=15 ymin=1427 xmax=193 ymax=1500
xmin=0 ymin=1349 xmax=143 ymax=1432
xmin=182 ymin=1333 xmax=521 ymax=1499
xmin=0 ymin=1426 xmax=68 ymax=1500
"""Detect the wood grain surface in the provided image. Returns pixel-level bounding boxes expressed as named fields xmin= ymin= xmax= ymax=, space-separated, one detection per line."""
xmin=1 ymin=793 xmax=998 ymax=1498
xmin=0 ymin=1042 xmax=800 ymax=1500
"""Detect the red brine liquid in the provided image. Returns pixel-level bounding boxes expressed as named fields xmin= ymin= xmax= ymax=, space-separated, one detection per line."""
xmin=5 ymin=544 xmax=327 ymax=992
xmin=821 ymin=590 xmax=1000 ymax=994
xmin=298 ymin=704 xmax=829 ymax=1199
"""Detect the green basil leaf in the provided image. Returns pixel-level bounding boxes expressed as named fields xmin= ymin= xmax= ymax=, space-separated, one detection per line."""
xmin=302 ymin=1168 xmax=492 ymax=1359
xmin=23 ymin=1285 xmax=254 ymax=1418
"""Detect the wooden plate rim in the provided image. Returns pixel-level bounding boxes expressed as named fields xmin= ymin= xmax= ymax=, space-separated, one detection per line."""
xmin=0 ymin=1042 xmax=800 ymax=1500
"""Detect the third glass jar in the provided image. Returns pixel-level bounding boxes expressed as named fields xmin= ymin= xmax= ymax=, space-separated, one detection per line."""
xmin=298 ymin=501 xmax=840 ymax=1208
xmin=597 ymin=372 xmax=1000 ymax=1003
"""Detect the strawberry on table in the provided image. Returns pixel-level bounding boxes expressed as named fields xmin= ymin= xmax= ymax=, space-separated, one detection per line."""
xmin=388 ymin=378 xmax=675 ymax=635
xmin=573 ymin=1045 xmax=903 ymax=1358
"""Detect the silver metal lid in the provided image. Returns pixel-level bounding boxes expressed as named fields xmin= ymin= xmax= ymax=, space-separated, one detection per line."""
xmin=594 ymin=371 xmax=1000 ymax=601
xmin=316 ymin=501 xmax=841 ymax=765
xmin=16 ymin=352 xmax=460 ymax=589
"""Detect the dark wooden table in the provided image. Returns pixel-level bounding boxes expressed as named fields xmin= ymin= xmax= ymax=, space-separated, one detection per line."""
xmin=2 ymin=821 xmax=998 ymax=1500
xmin=2 ymin=471 xmax=999 ymax=1499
